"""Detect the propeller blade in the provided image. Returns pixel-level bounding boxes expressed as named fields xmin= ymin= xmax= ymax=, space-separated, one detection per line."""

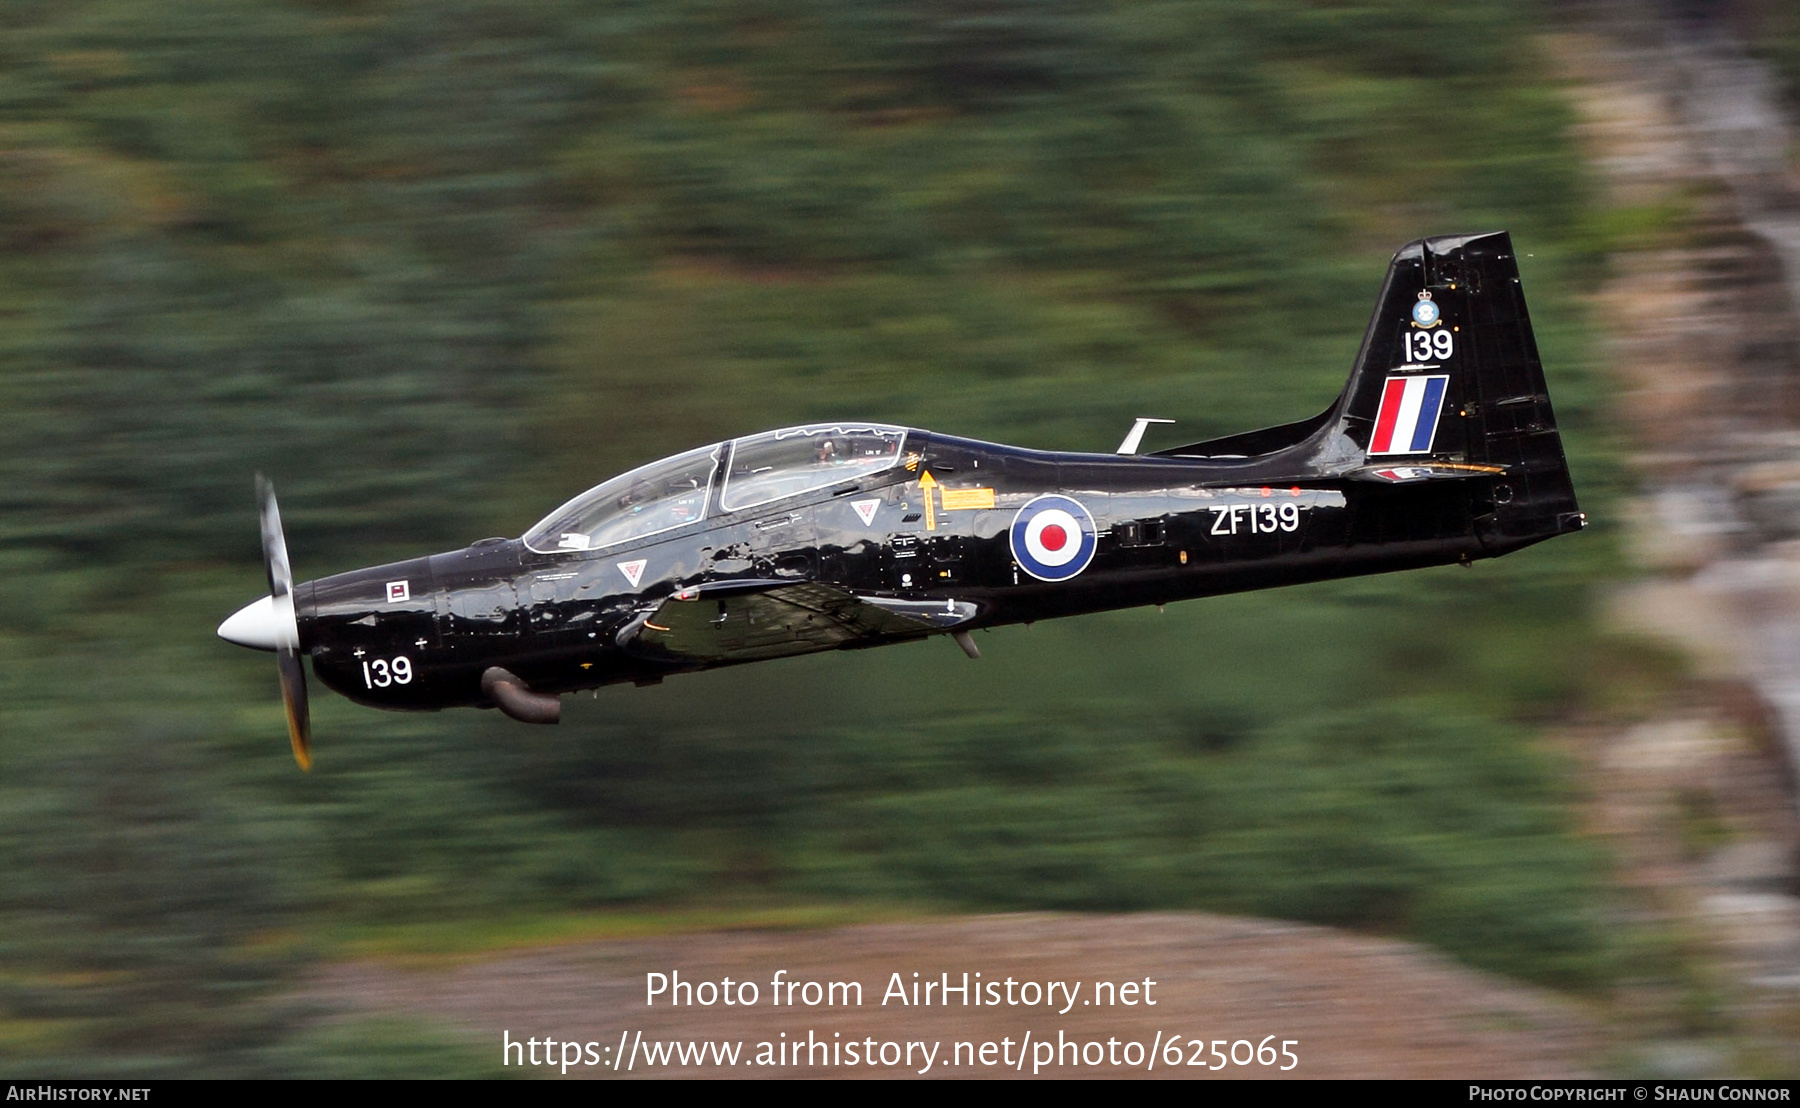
xmin=256 ymin=474 xmax=312 ymax=771
xmin=276 ymin=647 xmax=312 ymax=771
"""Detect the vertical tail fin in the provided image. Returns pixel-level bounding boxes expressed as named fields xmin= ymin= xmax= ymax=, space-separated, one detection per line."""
xmin=1335 ymin=231 xmax=1583 ymax=548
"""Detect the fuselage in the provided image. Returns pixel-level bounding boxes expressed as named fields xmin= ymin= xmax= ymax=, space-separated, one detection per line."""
xmin=221 ymin=232 xmax=1585 ymax=744
xmin=296 ymin=426 xmax=1544 ymax=713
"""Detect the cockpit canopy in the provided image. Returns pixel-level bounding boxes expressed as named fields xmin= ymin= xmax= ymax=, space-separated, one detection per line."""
xmin=720 ymin=424 xmax=906 ymax=512
xmin=523 ymin=424 xmax=907 ymax=555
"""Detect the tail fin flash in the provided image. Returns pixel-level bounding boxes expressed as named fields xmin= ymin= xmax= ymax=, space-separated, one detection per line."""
xmin=1337 ymin=231 xmax=1582 ymax=548
xmin=1368 ymin=373 xmax=1452 ymax=456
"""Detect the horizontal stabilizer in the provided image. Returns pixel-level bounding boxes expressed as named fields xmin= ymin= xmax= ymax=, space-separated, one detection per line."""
xmin=1346 ymin=462 xmax=1509 ymax=485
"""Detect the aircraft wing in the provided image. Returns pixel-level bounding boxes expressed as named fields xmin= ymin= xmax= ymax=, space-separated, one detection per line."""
xmin=615 ymin=580 xmax=979 ymax=664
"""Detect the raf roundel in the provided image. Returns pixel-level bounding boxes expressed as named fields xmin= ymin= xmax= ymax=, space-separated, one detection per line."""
xmin=1010 ymin=494 xmax=1098 ymax=582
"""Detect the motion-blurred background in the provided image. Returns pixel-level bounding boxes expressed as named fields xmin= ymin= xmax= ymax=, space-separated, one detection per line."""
xmin=4 ymin=0 xmax=1799 ymax=1077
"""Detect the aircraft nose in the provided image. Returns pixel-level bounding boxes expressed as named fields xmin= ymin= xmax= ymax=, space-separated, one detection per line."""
xmin=218 ymin=595 xmax=281 ymax=651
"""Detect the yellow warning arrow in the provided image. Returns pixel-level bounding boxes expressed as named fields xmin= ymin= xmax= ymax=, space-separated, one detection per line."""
xmin=919 ymin=470 xmax=938 ymax=531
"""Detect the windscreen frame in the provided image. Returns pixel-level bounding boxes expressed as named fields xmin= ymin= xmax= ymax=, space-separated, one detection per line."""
xmin=521 ymin=442 xmax=724 ymax=555
xmin=717 ymin=424 xmax=909 ymax=516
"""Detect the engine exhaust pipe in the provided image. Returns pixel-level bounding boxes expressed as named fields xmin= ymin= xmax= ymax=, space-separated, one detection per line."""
xmin=480 ymin=666 xmax=561 ymax=724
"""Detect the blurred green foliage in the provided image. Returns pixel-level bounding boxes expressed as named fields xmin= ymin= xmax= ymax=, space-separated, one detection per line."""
xmin=1 ymin=0 xmax=1638 ymax=1076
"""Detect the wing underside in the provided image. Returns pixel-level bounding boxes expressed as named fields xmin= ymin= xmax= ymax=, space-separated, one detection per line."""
xmin=616 ymin=581 xmax=978 ymax=664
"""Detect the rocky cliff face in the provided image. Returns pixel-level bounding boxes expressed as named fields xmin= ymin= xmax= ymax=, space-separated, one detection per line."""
xmin=1556 ymin=9 xmax=1800 ymax=1055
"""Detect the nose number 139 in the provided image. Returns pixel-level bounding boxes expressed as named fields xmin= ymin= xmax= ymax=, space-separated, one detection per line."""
xmin=362 ymin=656 xmax=413 ymax=688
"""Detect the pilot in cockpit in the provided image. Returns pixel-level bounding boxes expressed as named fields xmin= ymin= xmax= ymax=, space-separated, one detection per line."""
xmin=618 ymin=480 xmax=653 ymax=511
xmin=614 ymin=477 xmax=706 ymax=540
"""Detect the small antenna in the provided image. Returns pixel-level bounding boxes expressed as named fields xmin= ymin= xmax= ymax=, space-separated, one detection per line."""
xmin=1116 ymin=417 xmax=1175 ymax=455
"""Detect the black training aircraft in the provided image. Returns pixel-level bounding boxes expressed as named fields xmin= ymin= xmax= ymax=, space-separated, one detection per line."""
xmin=221 ymin=231 xmax=1583 ymax=769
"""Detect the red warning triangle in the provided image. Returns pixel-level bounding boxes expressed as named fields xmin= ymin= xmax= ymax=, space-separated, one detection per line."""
xmin=618 ymin=559 xmax=647 ymax=588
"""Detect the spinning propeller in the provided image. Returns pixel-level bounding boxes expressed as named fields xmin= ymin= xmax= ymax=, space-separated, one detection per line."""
xmin=217 ymin=476 xmax=312 ymax=770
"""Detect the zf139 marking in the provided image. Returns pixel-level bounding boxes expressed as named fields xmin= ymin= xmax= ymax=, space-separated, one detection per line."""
xmin=1210 ymin=503 xmax=1300 ymax=536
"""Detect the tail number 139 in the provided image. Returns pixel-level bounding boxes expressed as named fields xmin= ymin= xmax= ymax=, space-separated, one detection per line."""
xmin=1404 ymin=329 xmax=1454 ymax=362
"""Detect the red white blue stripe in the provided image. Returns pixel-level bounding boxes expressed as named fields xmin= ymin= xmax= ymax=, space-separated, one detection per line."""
xmin=1369 ymin=374 xmax=1448 ymax=456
